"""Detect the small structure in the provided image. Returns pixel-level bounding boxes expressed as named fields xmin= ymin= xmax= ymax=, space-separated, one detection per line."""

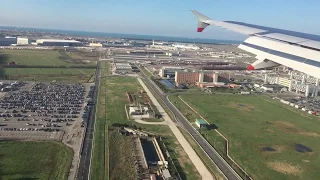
xmin=129 ymin=106 xmax=149 ymax=115
xmin=161 ymin=169 xmax=172 ymax=180
xmin=240 ymin=91 xmax=251 ymax=95
xmin=195 ymin=119 xmax=208 ymax=128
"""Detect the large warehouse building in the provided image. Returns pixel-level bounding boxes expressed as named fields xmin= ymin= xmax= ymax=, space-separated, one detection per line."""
xmin=36 ymin=39 xmax=82 ymax=46
xmin=0 ymin=37 xmax=17 ymax=46
xmin=175 ymin=71 xmax=218 ymax=86
xmin=112 ymin=63 xmax=133 ymax=74
xmin=17 ymin=37 xmax=31 ymax=45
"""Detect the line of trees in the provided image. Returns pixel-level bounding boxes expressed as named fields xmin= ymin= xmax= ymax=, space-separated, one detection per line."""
xmin=150 ymin=76 xmax=169 ymax=93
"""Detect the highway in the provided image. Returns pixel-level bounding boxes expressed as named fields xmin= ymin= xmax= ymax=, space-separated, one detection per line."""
xmin=76 ymin=60 xmax=101 ymax=180
xmin=139 ymin=70 xmax=242 ymax=180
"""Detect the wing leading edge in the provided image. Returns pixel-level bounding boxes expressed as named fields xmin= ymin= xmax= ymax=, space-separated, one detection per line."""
xmin=191 ymin=10 xmax=320 ymax=51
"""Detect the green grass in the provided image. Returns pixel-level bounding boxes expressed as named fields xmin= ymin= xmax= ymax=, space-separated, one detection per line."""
xmin=169 ymin=94 xmax=227 ymax=156
xmin=179 ymin=94 xmax=320 ymax=180
xmin=0 ymin=141 xmax=73 ymax=180
xmin=169 ymin=95 xmax=226 ymax=179
xmin=139 ymin=65 xmax=153 ymax=77
xmin=179 ymin=127 xmax=225 ymax=180
xmin=91 ymin=62 xmax=110 ymax=180
xmin=0 ymin=49 xmax=96 ymax=66
xmin=0 ymin=49 xmax=97 ymax=83
xmin=92 ymin=72 xmax=201 ymax=180
xmin=0 ymin=68 xmax=96 ymax=83
xmin=169 ymin=95 xmax=201 ymax=122
xmin=108 ymin=129 xmax=137 ymax=180
xmin=0 ymin=49 xmax=69 ymax=66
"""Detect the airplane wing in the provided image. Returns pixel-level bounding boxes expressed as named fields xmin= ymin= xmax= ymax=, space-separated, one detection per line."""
xmin=191 ymin=10 xmax=320 ymax=79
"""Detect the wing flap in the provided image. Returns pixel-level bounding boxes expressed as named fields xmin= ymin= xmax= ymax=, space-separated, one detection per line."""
xmin=262 ymin=33 xmax=309 ymax=43
xmin=299 ymin=40 xmax=320 ymax=50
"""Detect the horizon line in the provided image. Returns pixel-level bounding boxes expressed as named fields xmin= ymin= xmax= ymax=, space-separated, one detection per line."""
xmin=0 ymin=25 xmax=243 ymax=42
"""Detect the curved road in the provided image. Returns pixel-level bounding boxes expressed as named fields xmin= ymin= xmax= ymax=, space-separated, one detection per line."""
xmin=139 ymin=69 xmax=242 ymax=180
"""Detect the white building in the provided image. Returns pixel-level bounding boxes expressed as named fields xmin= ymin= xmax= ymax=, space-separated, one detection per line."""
xmin=113 ymin=63 xmax=132 ymax=74
xmin=17 ymin=37 xmax=31 ymax=45
xmin=89 ymin=43 xmax=103 ymax=47
xmin=36 ymin=39 xmax=82 ymax=46
xmin=159 ymin=66 xmax=184 ymax=78
xmin=172 ymin=44 xmax=200 ymax=50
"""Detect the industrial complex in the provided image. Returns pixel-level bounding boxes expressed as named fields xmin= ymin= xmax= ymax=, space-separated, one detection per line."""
xmin=2 ymin=8 xmax=320 ymax=180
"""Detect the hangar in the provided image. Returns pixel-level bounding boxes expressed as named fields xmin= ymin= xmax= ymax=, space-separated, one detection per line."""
xmin=36 ymin=39 xmax=82 ymax=46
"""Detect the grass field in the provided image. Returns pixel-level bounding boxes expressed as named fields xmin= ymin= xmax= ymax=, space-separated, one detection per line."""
xmin=0 ymin=68 xmax=96 ymax=83
xmin=90 ymin=65 xmax=201 ymax=180
xmin=109 ymin=129 xmax=137 ymax=180
xmin=104 ymin=76 xmax=200 ymax=180
xmin=0 ymin=49 xmax=96 ymax=66
xmin=176 ymin=94 xmax=320 ymax=180
xmin=91 ymin=62 xmax=110 ymax=180
xmin=0 ymin=141 xmax=73 ymax=180
xmin=178 ymin=127 xmax=225 ymax=180
xmin=0 ymin=49 xmax=97 ymax=83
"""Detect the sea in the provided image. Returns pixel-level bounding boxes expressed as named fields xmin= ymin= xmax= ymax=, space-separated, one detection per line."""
xmin=0 ymin=26 xmax=242 ymax=45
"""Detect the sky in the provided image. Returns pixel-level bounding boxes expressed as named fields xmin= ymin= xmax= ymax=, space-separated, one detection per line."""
xmin=0 ymin=0 xmax=319 ymax=40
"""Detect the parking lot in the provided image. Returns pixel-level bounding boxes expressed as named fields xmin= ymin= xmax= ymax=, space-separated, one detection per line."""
xmin=0 ymin=81 xmax=91 ymax=140
xmin=273 ymin=95 xmax=320 ymax=116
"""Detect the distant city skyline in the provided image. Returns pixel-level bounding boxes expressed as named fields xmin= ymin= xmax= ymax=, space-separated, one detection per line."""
xmin=0 ymin=0 xmax=319 ymax=41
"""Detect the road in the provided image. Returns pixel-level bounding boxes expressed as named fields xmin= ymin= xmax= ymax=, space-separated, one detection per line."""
xmin=137 ymin=78 xmax=214 ymax=180
xmin=139 ymin=70 xmax=242 ymax=180
xmin=76 ymin=60 xmax=101 ymax=180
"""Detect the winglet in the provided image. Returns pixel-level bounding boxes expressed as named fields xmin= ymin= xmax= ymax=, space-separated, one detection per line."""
xmin=191 ymin=10 xmax=211 ymax=32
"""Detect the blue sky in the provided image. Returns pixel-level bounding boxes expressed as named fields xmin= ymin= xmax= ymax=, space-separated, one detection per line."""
xmin=0 ymin=0 xmax=319 ymax=40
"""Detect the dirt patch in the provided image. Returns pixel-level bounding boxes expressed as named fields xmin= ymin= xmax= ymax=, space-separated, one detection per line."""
xmin=274 ymin=121 xmax=320 ymax=137
xmin=174 ymin=142 xmax=193 ymax=168
xmin=299 ymin=131 xmax=320 ymax=138
xmin=267 ymin=161 xmax=302 ymax=175
xmin=275 ymin=121 xmax=296 ymax=129
xmin=228 ymin=102 xmax=255 ymax=112
xmin=273 ymin=145 xmax=286 ymax=152
xmin=266 ymin=128 xmax=274 ymax=133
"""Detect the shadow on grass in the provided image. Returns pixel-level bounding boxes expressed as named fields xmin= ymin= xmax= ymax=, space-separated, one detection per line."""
xmin=0 ymin=52 xmax=9 ymax=64
xmin=0 ymin=153 xmax=4 ymax=180
xmin=10 ymin=178 xmax=39 ymax=180
xmin=0 ymin=52 xmax=9 ymax=79
xmin=207 ymin=124 xmax=218 ymax=130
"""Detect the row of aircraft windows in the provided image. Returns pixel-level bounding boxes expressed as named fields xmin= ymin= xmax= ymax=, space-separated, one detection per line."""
xmin=242 ymin=42 xmax=320 ymax=68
